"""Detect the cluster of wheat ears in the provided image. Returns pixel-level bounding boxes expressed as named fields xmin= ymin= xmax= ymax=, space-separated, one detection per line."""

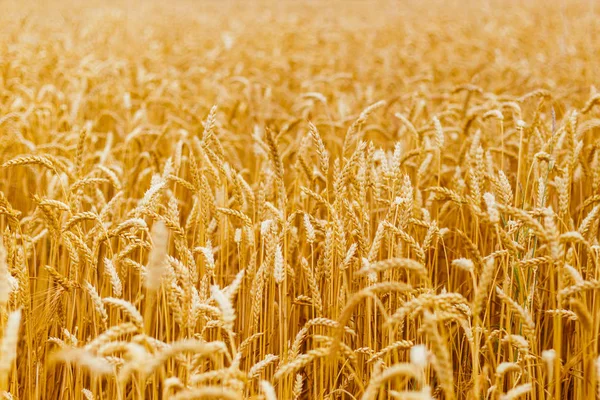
xmin=2 ymin=0 xmax=600 ymax=399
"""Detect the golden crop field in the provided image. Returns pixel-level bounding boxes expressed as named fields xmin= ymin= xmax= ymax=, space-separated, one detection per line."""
xmin=1 ymin=0 xmax=600 ymax=399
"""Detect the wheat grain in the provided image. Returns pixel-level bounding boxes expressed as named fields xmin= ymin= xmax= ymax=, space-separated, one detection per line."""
xmin=2 ymin=3 xmax=599 ymax=399
xmin=0 ymin=310 xmax=21 ymax=386
xmin=145 ymin=220 xmax=169 ymax=290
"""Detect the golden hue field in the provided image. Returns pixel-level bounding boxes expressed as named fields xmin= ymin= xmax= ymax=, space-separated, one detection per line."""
xmin=2 ymin=0 xmax=600 ymax=399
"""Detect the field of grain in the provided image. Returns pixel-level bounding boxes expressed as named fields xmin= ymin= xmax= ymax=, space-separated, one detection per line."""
xmin=1 ymin=0 xmax=600 ymax=399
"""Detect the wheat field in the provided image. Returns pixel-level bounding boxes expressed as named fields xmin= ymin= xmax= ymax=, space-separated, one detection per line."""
xmin=1 ymin=0 xmax=600 ymax=399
